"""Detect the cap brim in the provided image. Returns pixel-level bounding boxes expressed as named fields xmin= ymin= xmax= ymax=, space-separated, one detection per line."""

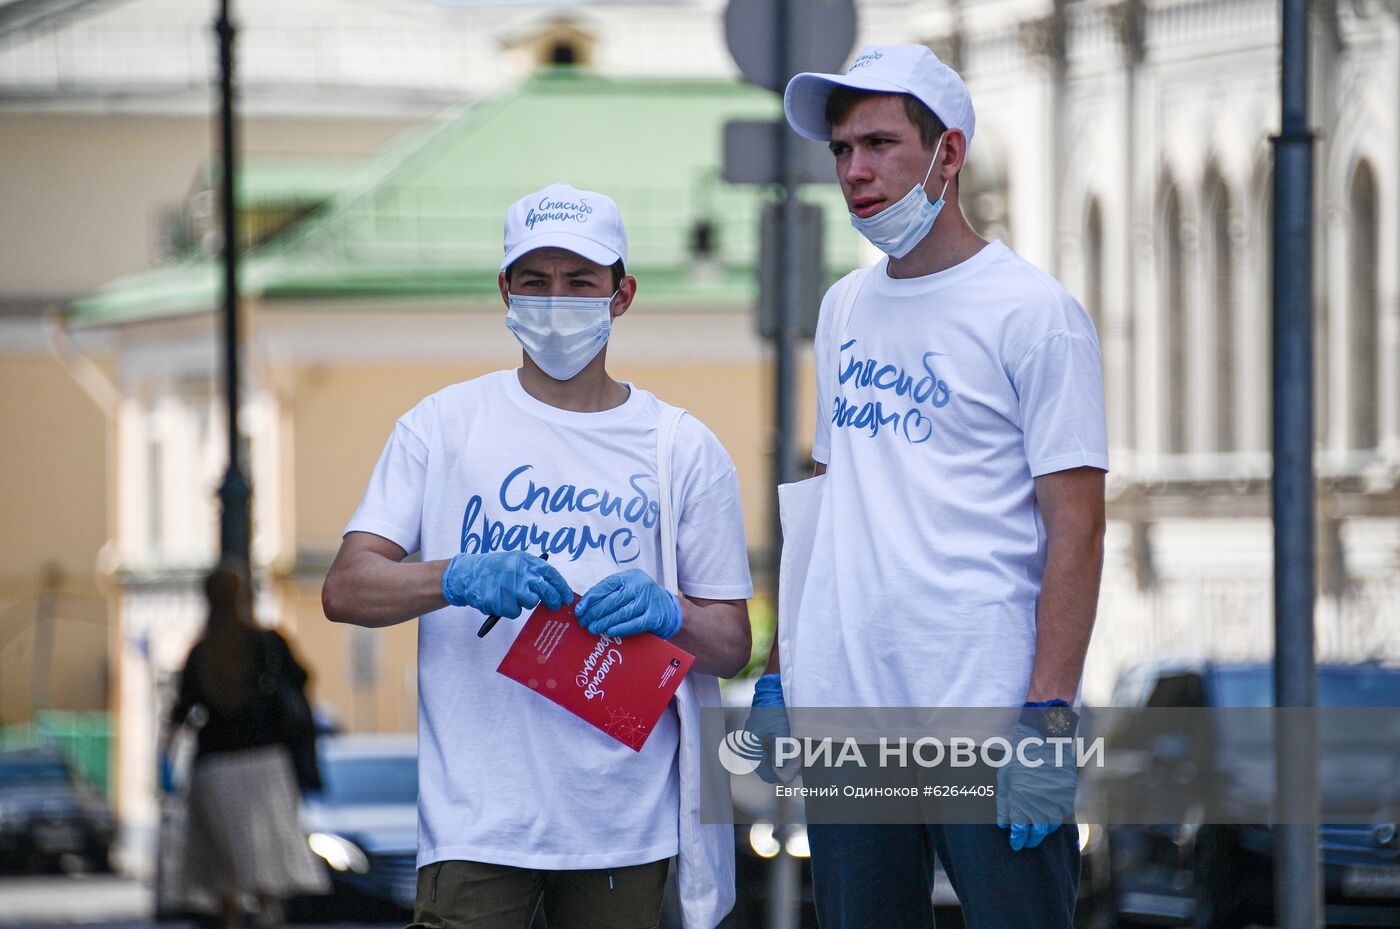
xmin=783 ymin=71 xmax=913 ymax=142
xmin=500 ymin=232 xmax=622 ymax=271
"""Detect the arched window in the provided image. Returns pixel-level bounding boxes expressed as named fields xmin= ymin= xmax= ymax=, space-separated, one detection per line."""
xmin=505 ymin=18 xmax=596 ymax=72
xmin=1085 ymin=199 xmax=1105 ymax=338
xmin=1205 ymin=174 xmax=1236 ymax=451
xmin=1349 ymin=161 xmax=1379 ymax=451
xmin=1163 ymin=186 xmax=1189 ymax=454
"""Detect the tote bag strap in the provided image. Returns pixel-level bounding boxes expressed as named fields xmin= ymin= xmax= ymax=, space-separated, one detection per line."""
xmin=833 ymin=266 xmax=871 ymax=367
xmin=655 ymin=405 xmax=687 ymax=592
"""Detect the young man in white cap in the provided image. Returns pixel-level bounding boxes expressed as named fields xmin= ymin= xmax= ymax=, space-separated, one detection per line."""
xmin=322 ymin=183 xmax=753 ymax=929
xmin=749 ymin=45 xmax=1107 ymax=928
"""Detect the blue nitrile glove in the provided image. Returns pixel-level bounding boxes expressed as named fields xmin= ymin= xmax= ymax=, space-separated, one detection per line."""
xmin=744 ymin=674 xmax=792 ymax=785
xmin=996 ymin=711 xmax=1079 ymax=851
xmin=441 ymin=551 xmax=571 ymax=619
xmin=158 ymin=754 xmax=175 ymax=795
xmin=574 ymin=569 xmax=682 ymax=639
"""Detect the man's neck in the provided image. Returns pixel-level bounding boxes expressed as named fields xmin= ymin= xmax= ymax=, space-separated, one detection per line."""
xmin=885 ymin=206 xmax=990 ymax=280
xmin=516 ymin=358 xmax=630 ymax=413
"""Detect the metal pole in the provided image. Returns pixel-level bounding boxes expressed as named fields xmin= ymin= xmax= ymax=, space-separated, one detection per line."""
xmin=767 ymin=7 xmax=802 ymax=929
xmin=771 ymin=0 xmax=799 ymax=572
xmin=1271 ymin=0 xmax=1319 ymax=926
xmin=215 ymin=0 xmax=252 ymax=579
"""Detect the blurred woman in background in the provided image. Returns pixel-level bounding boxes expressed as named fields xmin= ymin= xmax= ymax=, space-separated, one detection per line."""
xmin=163 ymin=567 xmax=328 ymax=929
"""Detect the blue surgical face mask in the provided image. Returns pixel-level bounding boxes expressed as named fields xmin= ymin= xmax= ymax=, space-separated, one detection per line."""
xmin=849 ymin=131 xmax=950 ymax=259
xmin=505 ymin=291 xmax=615 ymax=381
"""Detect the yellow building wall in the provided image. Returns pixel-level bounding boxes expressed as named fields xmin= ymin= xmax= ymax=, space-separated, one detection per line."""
xmin=0 ymin=112 xmax=419 ymax=728
xmin=277 ymin=576 xmax=420 ymax=735
xmin=0 ymin=353 xmax=112 ymax=724
xmin=0 ymin=114 xmax=417 ymax=295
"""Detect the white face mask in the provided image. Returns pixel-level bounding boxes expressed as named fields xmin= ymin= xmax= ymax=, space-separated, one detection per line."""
xmin=848 ymin=131 xmax=950 ymax=259
xmin=505 ymin=291 xmax=615 ymax=382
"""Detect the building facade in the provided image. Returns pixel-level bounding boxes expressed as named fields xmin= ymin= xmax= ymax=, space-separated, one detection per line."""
xmin=921 ymin=0 xmax=1400 ymax=691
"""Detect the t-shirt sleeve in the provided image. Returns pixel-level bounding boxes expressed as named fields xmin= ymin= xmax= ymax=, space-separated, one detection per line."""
xmin=1013 ymin=329 xmax=1110 ymax=477
xmin=343 ymin=414 xmax=430 ymax=555
xmin=673 ymin=417 xmax=754 ymax=601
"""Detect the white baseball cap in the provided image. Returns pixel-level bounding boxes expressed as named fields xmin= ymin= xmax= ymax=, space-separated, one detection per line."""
xmin=784 ymin=44 xmax=975 ymax=146
xmin=501 ymin=183 xmax=628 ymax=271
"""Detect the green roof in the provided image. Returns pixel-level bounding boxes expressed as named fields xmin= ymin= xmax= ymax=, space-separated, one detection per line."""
xmin=69 ymin=73 xmax=863 ymax=326
xmin=232 ymin=158 xmax=369 ymax=206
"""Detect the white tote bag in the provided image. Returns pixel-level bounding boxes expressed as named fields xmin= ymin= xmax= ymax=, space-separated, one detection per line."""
xmin=656 ymin=405 xmax=737 ymax=929
xmin=774 ymin=266 xmax=871 ymax=706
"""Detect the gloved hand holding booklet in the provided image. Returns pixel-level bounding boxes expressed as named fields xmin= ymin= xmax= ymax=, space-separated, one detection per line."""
xmin=496 ymin=594 xmax=694 ymax=751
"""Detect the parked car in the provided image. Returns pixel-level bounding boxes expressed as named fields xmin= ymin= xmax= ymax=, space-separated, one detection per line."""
xmin=1104 ymin=661 xmax=1400 ymax=928
xmin=0 ymin=747 xmax=115 ymax=873
xmin=288 ymin=732 xmax=418 ymax=921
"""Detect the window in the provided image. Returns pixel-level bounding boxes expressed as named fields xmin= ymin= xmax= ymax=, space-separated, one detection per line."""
xmin=146 ymin=436 xmax=164 ymax=554
xmin=1348 ymin=161 xmax=1379 ymax=451
xmin=1205 ymin=175 xmax=1236 ymax=452
xmin=1163 ymin=186 xmax=1189 ymax=454
xmin=1085 ymin=199 xmax=1105 ymax=338
xmin=508 ymin=19 xmax=596 ymax=71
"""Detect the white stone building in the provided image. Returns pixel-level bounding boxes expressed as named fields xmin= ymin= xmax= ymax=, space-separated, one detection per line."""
xmin=910 ymin=0 xmax=1399 ymax=695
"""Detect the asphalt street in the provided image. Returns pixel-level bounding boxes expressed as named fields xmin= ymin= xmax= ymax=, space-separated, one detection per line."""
xmin=0 ymin=872 xmax=1290 ymax=929
xmin=0 ymin=874 xmax=400 ymax=929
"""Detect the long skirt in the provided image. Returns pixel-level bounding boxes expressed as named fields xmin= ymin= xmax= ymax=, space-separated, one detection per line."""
xmin=181 ymin=743 xmax=330 ymax=906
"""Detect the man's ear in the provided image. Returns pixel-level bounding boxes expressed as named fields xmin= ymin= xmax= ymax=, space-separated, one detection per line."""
xmin=937 ymin=130 xmax=969 ymax=207
xmin=497 ymin=270 xmax=511 ymax=308
xmin=611 ymin=275 xmax=638 ymax=321
xmin=940 ymin=129 xmax=968 ymax=182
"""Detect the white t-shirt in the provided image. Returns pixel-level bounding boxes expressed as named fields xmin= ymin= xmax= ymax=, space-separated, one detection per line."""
xmin=345 ymin=370 xmax=752 ymax=870
xmin=793 ymin=241 xmax=1108 ymax=709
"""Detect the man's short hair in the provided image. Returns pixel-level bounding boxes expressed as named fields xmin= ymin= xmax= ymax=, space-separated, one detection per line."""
xmin=504 ymin=258 xmax=626 ymax=290
xmin=824 ymin=87 xmax=948 ymax=149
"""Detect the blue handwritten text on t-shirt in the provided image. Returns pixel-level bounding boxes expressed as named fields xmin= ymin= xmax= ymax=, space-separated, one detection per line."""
xmin=459 ymin=465 xmax=658 ymax=564
xmin=833 ymin=340 xmax=952 ymax=445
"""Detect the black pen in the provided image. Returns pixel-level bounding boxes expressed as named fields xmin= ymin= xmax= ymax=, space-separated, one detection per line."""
xmin=477 ymin=552 xmax=549 ymax=638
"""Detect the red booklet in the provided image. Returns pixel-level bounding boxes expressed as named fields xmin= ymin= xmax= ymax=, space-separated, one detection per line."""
xmin=496 ymin=595 xmax=695 ymax=751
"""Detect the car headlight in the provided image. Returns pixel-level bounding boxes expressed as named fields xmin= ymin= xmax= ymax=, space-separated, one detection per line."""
xmin=307 ymin=832 xmax=369 ymax=874
xmin=748 ymin=822 xmax=809 ymax=859
xmin=748 ymin=822 xmax=780 ymax=859
xmin=784 ymin=825 xmax=810 ymax=858
xmin=1076 ymin=823 xmax=1093 ymax=850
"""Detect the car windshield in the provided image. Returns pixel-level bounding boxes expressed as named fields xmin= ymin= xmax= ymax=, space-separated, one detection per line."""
xmin=1212 ymin=666 xmax=1400 ymax=707
xmin=0 ymin=758 xmax=72 ymax=789
xmin=317 ymin=753 xmax=417 ymax=806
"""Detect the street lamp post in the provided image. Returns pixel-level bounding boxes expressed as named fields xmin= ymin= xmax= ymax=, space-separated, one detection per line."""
xmin=769 ymin=6 xmax=801 ymax=927
xmin=1271 ymin=0 xmax=1319 ymax=926
xmin=214 ymin=0 xmax=251 ymax=578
